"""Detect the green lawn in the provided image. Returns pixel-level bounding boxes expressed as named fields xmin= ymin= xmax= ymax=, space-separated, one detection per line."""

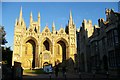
xmin=24 ymin=69 xmax=47 ymax=74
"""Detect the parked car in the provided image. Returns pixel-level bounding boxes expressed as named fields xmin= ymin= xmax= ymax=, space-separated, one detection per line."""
xmin=43 ymin=64 xmax=53 ymax=73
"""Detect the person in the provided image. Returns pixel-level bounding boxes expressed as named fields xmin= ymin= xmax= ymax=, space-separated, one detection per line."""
xmin=11 ymin=66 xmax=15 ymax=80
xmin=55 ymin=65 xmax=59 ymax=78
xmin=62 ymin=66 xmax=66 ymax=77
xmin=15 ymin=65 xmax=23 ymax=80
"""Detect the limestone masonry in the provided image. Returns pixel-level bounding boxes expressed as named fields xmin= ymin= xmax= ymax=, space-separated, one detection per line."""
xmin=13 ymin=7 xmax=76 ymax=69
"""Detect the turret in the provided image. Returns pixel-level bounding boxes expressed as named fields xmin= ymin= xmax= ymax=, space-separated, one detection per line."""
xmin=38 ymin=12 xmax=40 ymax=26
xmin=98 ymin=18 xmax=104 ymax=27
xmin=38 ymin=12 xmax=40 ymax=32
xmin=105 ymin=8 xmax=112 ymax=21
xmin=67 ymin=10 xmax=76 ymax=35
xmin=19 ymin=6 xmax=22 ymax=23
xmin=15 ymin=7 xmax=26 ymax=32
xmin=52 ymin=21 xmax=56 ymax=34
xmin=67 ymin=10 xmax=76 ymax=61
xmin=69 ymin=10 xmax=73 ymax=26
xmin=30 ymin=12 xmax=33 ymax=24
xmin=15 ymin=18 xmax=18 ymax=26
xmin=15 ymin=7 xmax=24 ymax=27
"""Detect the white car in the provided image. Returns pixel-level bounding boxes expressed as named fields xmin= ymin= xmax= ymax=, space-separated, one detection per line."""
xmin=43 ymin=65 xmax=53 ymax=73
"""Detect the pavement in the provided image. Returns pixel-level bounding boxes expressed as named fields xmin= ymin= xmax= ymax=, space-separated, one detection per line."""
xmin=23 ymin=72 xmax=79 ymax=78
xmin=23 ymin=72 xmax=120 ymax=80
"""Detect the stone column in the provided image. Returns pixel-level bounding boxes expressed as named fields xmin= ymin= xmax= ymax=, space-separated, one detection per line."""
xmin=37 ymin=44 xmax=40 ymax=68
xmin=35 ymin=45 xmax=39 ymax=68
xmin=52 ymin=39 xmax=55 ymax=66
xmin=66 ymin=45 xmax=69 ymax=60
xmin=21 ymin=44 xmax=25 ymax=67
xmin=40 ymin=42 xmax=43 ymax=68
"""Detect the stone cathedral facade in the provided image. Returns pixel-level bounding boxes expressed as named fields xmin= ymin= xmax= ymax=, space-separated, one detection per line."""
xmin=12 ymin=7 xmax=76 ymax=69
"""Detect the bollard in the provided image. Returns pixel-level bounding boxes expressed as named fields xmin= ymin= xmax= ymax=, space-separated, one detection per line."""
xmin=106 ymin=71 xmax=109 ymax=80
xmin=49 ymin=73 xmax=51 ymax=80
xmin=93 ymin=71 xmax=95 ymax=80
xmin=64 ymin=72 xmax=67 ymax=80
xmin=79 ymin=72 xmax=82 ymax=79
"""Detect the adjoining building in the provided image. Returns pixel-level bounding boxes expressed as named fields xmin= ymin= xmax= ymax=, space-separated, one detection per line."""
xmin=76 ymin=19 xmax=94 ymax=72
xmin=12 ymin=7 xmax=77 ymax=69
xmin=104 ymin=9 xmax=120 ymax=74
xmin=77 ymin=9 xmax=120 ymax=74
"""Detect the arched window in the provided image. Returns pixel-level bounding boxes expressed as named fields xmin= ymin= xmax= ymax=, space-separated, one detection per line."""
xmin=43 ymin=40 xmax=49 ymax=51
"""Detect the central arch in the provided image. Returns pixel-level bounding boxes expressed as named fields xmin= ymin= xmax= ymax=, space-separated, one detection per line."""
xmin=40 ymin=37 xmax=52 ymax=67
xmin=43 ymin=40 xmax=50 ymax=51
xmin=41 ymin=37 xmax=52 ymax=52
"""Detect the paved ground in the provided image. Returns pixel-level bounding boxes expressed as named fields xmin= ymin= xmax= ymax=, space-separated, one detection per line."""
xmin=23 ymin=72 xmax=120 ymax=80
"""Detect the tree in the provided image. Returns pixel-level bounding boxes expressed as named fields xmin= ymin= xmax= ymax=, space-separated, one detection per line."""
xmin=0 ymin=26 xmax=12 ymax=66
xmin=0 ymin=26 xmax=7 ymax=45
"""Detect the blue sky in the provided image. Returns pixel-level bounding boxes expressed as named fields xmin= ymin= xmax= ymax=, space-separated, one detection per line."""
xmin=0 ymin=2 xmax=2 ymax=25
xmin=2 ymin=2 xmax=118 ymax=50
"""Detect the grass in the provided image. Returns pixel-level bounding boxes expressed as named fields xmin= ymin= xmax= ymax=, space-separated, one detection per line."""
xmin=24 ymin=68 xmax=47 ymax=74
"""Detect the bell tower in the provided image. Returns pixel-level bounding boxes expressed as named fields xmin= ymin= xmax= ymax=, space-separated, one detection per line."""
xmin=13 ymin=6 xmax=26 ymax=65
xmin=68 ymin=10 xmax=76 ymax=60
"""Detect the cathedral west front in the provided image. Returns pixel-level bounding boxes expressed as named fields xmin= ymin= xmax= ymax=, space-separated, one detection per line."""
xmin=12 ymin=7 xmax=76 ymax=69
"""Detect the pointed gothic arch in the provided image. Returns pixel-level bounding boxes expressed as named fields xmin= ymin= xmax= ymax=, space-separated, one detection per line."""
xmin=55 ymin=37 xmax=69 ymax=64
xmin=41 ymin=37 xmax=52 ymax=52
xmin=55 ymin=37 xmax=69 ymax=46
xmin=43 ymin=40 xmax=50 ymax=51
xmin=23 ymin=36 xmax=38 ymax=45
xmin=22 ymin=36 xmax=39 ymax=68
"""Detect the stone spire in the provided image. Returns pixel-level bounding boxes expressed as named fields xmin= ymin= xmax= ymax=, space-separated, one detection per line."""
xmin=70 ymin=10 xmax=72 ymax=20
xmin=15 ymin=18 xmax=18 ymax=26
xmin=38 ymin=12 xmax=40 ymax=18
xmin=38 ymin=12 xmax=40 ymax=26
xmin=52 ymin=21 xmax=55 ymax=28
xmin=52 ymin=21 xmax=55 ymax=33
xmin=69 ymin=10 xmax=73 ymax=26
xmin=19 ymin=6 xmax=22 ymax=22
xmin=30 ymin=12 xmax=33 ymax=24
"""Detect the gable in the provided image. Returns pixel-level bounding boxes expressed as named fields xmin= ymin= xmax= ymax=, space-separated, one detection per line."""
xmin=57 ymin=28 xmax=66 ymax=34
xmin=42 ymin=26 xmax=51 ymax=33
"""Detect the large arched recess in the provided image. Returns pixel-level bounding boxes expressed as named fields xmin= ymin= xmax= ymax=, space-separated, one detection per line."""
xmin=41 ymin=37 xmax=52 ymax=52
xmin=40 ymin=37 xmax=52 ymax=67
xmin=55 ymin=37 xmax=69 ymax=64
xmin=22 ymin=36 xmax=39 ymax=68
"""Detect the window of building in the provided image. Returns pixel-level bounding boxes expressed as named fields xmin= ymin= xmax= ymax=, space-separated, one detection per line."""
xmin=43 ymin=40 xmax=49 ymax=51
xmin=115 ymin=37 xmax=118 ymax=44
xmin=107 ymin=30 xmax=114 ymax=48
xmin=95 ymin=42 xmax=99 ymax=52
xmin=108 ymin=51 xmax=116 ymax=67
xmin=113 ymin=29 xmax=119 ymax=46
xmin=102 ymin=38 xmax=106 ymax=52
